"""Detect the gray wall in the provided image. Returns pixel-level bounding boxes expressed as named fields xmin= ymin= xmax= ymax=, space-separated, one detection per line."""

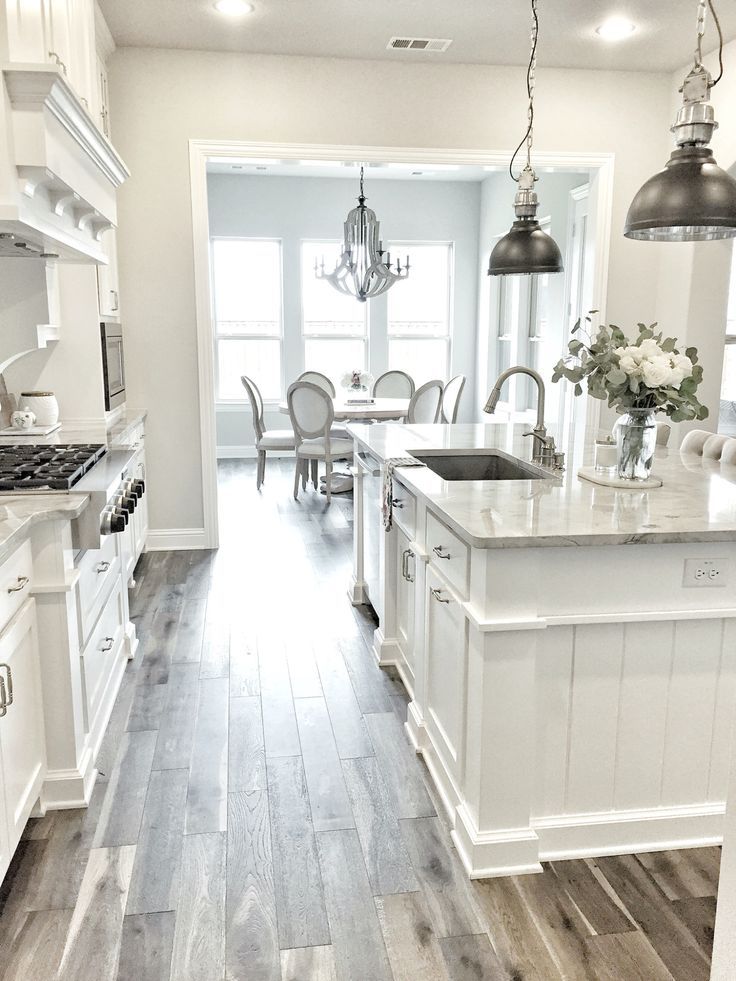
xmin=207 ymin=173 xmax=481 ymax=450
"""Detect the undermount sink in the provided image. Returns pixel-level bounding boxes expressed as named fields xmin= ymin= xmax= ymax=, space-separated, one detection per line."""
xmin=409 ymin=449 xmax=555 ymax=482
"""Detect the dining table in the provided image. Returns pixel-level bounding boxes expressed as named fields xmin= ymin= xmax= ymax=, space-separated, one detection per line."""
xmin=277 ymin=396 xmax=410 ymax=421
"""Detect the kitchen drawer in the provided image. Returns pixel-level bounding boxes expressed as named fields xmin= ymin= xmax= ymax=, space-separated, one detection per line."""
xmin=0 ymin=540 xmax=33 ymax=634
xmin=391 ymin=480 xmax=416 ymax=538
xmin=80 ymin=577 xmax=126 ymax=734
xmin=426 ymin=510 xmax=469 ymax=600
xmin=76 ymin=534 xmax=120 ymax=644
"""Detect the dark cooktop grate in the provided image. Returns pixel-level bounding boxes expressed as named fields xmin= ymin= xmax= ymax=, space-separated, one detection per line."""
xmin=0 ymin=444 xmax=107 ymax=491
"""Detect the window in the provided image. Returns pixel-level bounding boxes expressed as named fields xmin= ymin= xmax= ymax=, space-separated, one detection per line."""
xmin=212 ymin=239 xmax=283 ymax=401
xmin=493 ymin=272 xmax=548 ymax=413
xmin=301 ymin=241 xmax=367 ymax=384
xmin=719 ymin=256 xmax=736 ymax=435
xmin=387 ymin=243 xmax=452 ymax=384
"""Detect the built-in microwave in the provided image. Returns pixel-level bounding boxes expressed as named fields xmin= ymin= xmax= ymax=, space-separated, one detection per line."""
xmin=100 ymin=322 xmax=126 ymax=411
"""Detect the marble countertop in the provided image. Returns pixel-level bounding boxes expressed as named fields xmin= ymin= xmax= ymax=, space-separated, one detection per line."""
xmin=0 ymin=409 xmax=147 ymax=450
xmin=0 ymin=494 xmax=89 ymax=565
xmin=348 ymin=422 xmax=736 ymax=548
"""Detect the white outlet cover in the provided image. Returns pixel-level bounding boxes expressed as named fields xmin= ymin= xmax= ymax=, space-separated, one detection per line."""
xmin=683 ymin=558 xmax=730 ymax=587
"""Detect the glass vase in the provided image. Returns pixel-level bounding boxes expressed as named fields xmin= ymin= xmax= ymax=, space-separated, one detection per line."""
xmin=615 ymin=408 xmax=657 ymax=481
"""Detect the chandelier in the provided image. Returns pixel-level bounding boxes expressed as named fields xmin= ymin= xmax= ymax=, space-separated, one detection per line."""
xmin=625 ymin=0 xmax=736 ymax=241
xmin=488 ymin=0 xmax=563 ymax=276
xmin=315 ymin=167 xmax=410 ymax=302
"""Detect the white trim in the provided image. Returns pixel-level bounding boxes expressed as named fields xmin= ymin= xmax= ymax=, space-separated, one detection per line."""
xmin=190 ymin=142 xmax=221 ymax=548
xmin=146 ymin=527 xmax=210 ymax=551
xmin=190 ymin=141 xmax=616 ymax=548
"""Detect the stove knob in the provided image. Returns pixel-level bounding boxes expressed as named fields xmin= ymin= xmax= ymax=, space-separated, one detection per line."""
xmin=113 ymin=506 xmax=129 ymax=528
xmin=100 ymin=508 xmax=113 ymax=535
xmin=113 ymin=492 xmax=136 ymax=515
xmin=131 ymin=479 xmax=145 ymax=498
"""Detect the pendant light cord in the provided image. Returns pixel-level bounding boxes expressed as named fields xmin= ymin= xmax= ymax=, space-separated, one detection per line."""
xmin=508 ymin=0 xmax=539 ymax=183
xmin=695 ymin=0 xmax=724 ymax=85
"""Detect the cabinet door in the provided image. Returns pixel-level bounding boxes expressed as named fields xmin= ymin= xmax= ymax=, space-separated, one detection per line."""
xmin=67 ymin=0 xmax=96 ymax=110
xmin=97 ymin=229 xmax=120 ymax=319
xmin=133 ymin=455 xmax=148 ymax=560
xmin=0 ymin=600 xmax=45 ymax=848
xmin=43 ymin=0 xmax=73 ymax=79
xmin=425 ymin=567 xmax=467 ymax=779
xmin=96 ymin=52 xmax=111 ymax=137
xmin=4 ymin=0 xmax=49 ymax=63
xmin=361 ymin=464 xmax=382 ymax=620
xmin=396 ymin=528 xmax=416 ymax=679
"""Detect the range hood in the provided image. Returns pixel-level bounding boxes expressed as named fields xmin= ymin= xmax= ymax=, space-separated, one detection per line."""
xmin=0 ymin=65 xmax=130 ymax=263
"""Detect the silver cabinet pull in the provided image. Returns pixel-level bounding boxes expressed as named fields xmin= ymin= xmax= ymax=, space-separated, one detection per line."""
xmin=432 ymin=545 xmax=451 ymax=560
xmin=0 ymin=663 xmax=13 ymax=707
xmin=391 ymin=498 xmax=405 ymax=509
xmin=405 ymin=549 xmax=415 ymax=583
xmin=96 ymin=561 xmax=111 ymax=574
xmin=431 ymin=587 xmax=450 ymax=603
xmin=111 ymin=290 xmax=119 ymax=312
xmin=0 ymin=676 xmax=6 ymax=718
xmin=100 ymin=636 xmax=115 ymax=652
xmin=7 ymin=575 xmax=29 ymax=593
xmin=48 ymin=51 xmax=68 ymax=75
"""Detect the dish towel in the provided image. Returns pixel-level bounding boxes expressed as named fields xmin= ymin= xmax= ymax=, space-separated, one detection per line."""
xmin=382 ymin=457 xmax=426 ymax=532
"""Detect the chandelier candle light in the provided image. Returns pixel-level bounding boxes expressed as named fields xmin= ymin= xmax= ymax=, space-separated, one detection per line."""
xmin=488 ymin=0 xmax=563 ymax=277
xmin=315 ymin=167 xmax=410 ymax=302
xmin=625 ymin=0 xmax=736 ymax=241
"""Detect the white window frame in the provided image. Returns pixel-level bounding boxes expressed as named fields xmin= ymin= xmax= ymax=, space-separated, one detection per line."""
xmin=300 ymin=239 xmax=369 ymax=376
xmin=387 ymin=240 xmax=454 ymax=380
xmin=211 ymin=236 xmax=285 ymax=405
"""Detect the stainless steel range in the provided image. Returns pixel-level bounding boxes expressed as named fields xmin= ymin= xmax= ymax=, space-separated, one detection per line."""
xmin=0 ymin=443 xmax=145 ymax=550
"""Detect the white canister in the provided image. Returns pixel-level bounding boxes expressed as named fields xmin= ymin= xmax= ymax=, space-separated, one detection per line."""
xmin=19 ymin=392 xmax=59 ymax=427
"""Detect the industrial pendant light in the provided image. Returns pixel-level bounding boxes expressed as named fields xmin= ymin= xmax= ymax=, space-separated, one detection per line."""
xmin=315 ymin=166 xmax=410 ymax=302
xmin=625 ymin=0 xmax=736 ymax=242
xmin=488 ymin=0 xmax=563 ymax=277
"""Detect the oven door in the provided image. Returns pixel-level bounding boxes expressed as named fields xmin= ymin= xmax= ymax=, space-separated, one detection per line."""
xmin=101 ymin=323 xmax=126 ymax=410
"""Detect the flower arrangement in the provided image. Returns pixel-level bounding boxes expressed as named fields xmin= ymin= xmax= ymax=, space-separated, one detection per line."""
xmin=552 ymin=314 xmax=708 ymax=423
xmin=341 ymin=370 xmax=373 ymax=392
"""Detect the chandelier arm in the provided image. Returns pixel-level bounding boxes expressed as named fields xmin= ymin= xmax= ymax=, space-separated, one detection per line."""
xmin=508 ymin=0 xmax=539 ymax=183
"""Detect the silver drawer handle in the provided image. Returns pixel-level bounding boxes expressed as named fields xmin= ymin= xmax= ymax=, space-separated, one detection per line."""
xmin=100 ymin=636 xmax=115 ymax=652
xmin=96 ymin=561 xmax=111 ymax=574
xmin=0 ymin=676 xmax=6 ymax=717
xmin=431 ymin=587 xmax=450 ymax=604
xmin=7 ymin=575 xmax=29 ymax=593
xmin=432 ymin=546 xmax=451 ymax=560
xmin=402 ymin=548 xmax=415 ymax=582
xmin=391 ymin=498 xmax=405 ymax=509
xmin=0 ymin=662 xmax=12 ymax=707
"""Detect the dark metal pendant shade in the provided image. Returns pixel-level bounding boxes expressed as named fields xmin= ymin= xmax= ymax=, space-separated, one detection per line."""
xmin=624 ymin=146 xmax=736 ymax=242
xmin=488 ymin=217 xmax=564 ymax=276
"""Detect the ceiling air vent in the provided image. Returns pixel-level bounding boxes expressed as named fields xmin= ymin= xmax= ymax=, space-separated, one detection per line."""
xmin=387 ymin=37 xmax=453 ymax=53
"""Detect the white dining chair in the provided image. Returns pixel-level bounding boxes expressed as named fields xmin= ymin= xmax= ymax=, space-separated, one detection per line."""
xmin=241 ymin=375 xmax=296 ymax=490
xmin=372 ymin=370 xmax=415 ymax=399
xmin=298 ymin=371 xmax=336 ymax=396
xmin=287 ymin=381 xmax=353 ymax=504
xmin=407 ymin=380 xmax=443 ymax=424
xmin=440 ymin=374 xmax=466 ymax=424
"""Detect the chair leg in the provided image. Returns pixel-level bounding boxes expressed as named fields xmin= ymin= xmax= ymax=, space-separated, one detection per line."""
xmin=293 ymin=456 xmax=301 ymax=500
xmin=325 ymin=459 xmax=332 ymax=505
xmin=301 ymin=459 xmax=308 ymax=491
xmin=311 ymin=459 xmax=318 ymax=489
xmin=257 ymin=451 xmax=266 ymax=490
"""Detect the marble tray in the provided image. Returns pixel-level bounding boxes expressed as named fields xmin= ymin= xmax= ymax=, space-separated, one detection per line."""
xmin=577 ymin=466 xmax=663 ymax=489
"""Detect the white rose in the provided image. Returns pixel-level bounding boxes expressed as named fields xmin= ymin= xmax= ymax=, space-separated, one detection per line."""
xmin=641 ymin=357 xmax=672 ymax=388
xmin=637 ymin=338 xmax=664 ymax=359
xmin=618 ymin=354 xmax=641 ymax=376
xmin=669 ymin=353 xmax=693 ymax=390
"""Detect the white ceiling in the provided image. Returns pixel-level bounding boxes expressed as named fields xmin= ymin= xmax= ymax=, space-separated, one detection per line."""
xmin=99 ymin=0 xmax=736 ymax=73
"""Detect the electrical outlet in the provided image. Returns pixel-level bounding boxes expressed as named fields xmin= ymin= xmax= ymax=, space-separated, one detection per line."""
xmin=683 ymin=558 xmax=730 ymax=588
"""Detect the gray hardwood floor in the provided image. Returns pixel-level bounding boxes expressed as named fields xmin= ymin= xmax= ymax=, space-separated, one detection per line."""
xmin=0 ymin=459 xmax=720 ymax=980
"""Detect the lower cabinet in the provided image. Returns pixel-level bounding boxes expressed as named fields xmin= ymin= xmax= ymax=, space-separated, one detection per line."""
xmin=425 ymin=566 xmax=467 ymax=783
xmin=395 ymin=526 xmax=417 ymax=687
xmin=0 ymin=599 xmax=45 ymax=882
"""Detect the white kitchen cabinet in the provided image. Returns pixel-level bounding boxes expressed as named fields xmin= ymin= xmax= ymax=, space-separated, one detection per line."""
xmin=97 ymin=228 xmax=120 ymax=319
xmin=95 ymin=51 xmax=110 ymax=137
xmin=395 ymin=526 xmax=417 ymax=686
xmin=0 ymin=598 xmax=46 ymax=882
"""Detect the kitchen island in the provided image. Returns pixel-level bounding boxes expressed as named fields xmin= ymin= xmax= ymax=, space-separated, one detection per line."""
xmin=349 ymin=422 xmax=736 ymax=878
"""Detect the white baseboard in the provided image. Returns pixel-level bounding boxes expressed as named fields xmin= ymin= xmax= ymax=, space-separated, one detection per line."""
xmin=216 ymin=445 xmax=295 ymax=459
xmin=146 ymin=527 xmax=211 ymax=550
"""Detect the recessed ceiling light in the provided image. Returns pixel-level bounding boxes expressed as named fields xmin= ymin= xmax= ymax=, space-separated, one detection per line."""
xmin=214 ymin=0 xmax=254 ymax=16
xmin=595 ymin=16 xmax=636 ymax=41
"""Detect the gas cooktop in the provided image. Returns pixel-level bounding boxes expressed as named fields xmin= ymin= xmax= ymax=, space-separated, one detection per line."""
xmin=0 ymin=444 xmax=107 ymax=492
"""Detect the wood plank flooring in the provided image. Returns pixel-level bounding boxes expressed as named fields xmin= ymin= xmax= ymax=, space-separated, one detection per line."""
xmin=0 ymin=459 xmax=720 ymax=980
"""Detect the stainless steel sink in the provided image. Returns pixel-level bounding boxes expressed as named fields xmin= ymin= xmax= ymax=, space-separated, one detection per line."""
xmin=409 ymin=449 xmax=556 ymax=481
